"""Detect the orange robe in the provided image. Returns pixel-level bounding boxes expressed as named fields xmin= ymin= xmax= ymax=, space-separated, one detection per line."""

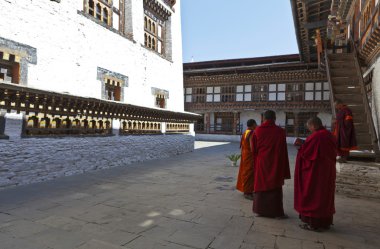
xmin=236 ymin=129 xmax=255 ymax=194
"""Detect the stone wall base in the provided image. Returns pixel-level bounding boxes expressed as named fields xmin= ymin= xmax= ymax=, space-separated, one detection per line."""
xmin=0 ymin=134 xmax=195 ymax=190
xmin=336 ymin=162 xmax=380 ymax=199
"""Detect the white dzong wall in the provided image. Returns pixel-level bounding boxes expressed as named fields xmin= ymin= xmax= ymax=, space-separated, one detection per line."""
xmin=0 ymin=0 xmax=184 ymax=111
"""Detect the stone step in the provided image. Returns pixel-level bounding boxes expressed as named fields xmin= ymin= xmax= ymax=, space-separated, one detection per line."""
xmin=335 ymin=94 xmax=364 ymax=104
xmin=330 ymin=69 xmax=359 ymax=78
xmin=357 ymin=134 xmax=373 ymax=145
xmin=347 ymin=105 xmax=366 ymax=113
xmin=353 ymin=122 xmax=370 ymax=132
xmin=333 ymin=85 xmax=361 ymax=94
xmin=329 ymin=61 xmax=356 ymax=69
xmin=330 ymin=76 xmax=360 ymax=85
xmin=328 ymin=53 xmax=355 ymax=61
xmin=352 ymin=113 xmax=369 ymax=124
xmin=357 ymin=144 xmax=375 ymax=151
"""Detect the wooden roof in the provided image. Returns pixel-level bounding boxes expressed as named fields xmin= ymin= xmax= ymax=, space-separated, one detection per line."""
xmin=183 ymin=54 xmax=320 ymax=77
xmin=291 ymin=0 xmax=332 ymax=62
xmin=0 ymin=83 xmax=199 ymax=122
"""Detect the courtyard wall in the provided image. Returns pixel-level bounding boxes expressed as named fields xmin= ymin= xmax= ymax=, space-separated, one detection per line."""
xmin=0 ymin=114 xmax=195 ymax=189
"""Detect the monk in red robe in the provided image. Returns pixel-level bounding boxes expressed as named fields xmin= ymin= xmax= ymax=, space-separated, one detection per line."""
xmin=333 ymin=100 xmax=357 ymax=163
xmin=295 ymin=117 xmax=337 ymax=231
xmin=236 ymin=119 xmax=257 ymax=200
xmin=252 ymin=110 xmax=290 ymax=218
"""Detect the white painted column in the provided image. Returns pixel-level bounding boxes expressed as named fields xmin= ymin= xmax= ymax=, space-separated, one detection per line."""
xmin=189 ymin=123 xmax=195 ymax=136
xmin=161 ymin=122 xmax=166 ymax=134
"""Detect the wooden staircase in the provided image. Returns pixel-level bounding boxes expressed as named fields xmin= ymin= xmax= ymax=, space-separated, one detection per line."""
xmin=326 ymin=52 xmax=380 ymax=160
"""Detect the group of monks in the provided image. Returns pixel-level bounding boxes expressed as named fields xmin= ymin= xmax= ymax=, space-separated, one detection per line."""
xmin=236 ymin=102 xmax=357 ymax=232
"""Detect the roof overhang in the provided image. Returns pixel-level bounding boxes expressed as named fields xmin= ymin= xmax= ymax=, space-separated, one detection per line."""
xmin=291 ymin=0 xmax=332 ymax=62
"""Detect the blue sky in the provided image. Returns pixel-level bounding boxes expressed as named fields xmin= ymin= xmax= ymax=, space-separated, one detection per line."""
xmin=180 ymin=0 xmax=299 ymax=62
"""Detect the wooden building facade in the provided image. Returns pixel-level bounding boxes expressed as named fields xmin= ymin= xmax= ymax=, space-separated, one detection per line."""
xmin=183 ymin=55 xmax=331 ymax=137
xmin=291 ymin=0 xmax=380 ymax=156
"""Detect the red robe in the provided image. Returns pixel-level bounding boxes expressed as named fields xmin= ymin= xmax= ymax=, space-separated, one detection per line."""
xmin=334 ymin=106 xmax=357 ymax=153
xmin=236 ymin=129 xmax=254 ymax=193
xmin=294 ymin=128 xmax=337 ymax=220
xmin=252 ymin=120 xmax=290 ymax=192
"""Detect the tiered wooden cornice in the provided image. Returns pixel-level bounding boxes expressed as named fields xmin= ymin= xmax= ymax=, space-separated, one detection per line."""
xmin=163 ymin=0 xmax=176 ymax=8
xmin=0 ymin=83 xmax=199 ymax=123
xmin=184 ymin=70 xmax=326 ymax=86
xmin=291 ymin=0 xmax=332 ymax=62
xmin=144 ymin=0 xmax=172 ymax=20
xmin=361 ymin=25 xmax=380 ymax=64
xmin=358 ymin=3 xmax=380 ymax=64
xmin=185 ymin=101 xmax=331 ymax=113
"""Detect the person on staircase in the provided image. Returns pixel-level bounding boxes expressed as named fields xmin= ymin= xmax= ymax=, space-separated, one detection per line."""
xmin=333 ymin=99 xmax=358 ymax=163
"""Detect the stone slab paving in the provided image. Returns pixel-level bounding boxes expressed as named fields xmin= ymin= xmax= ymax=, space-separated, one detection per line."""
xmin=0 ymin=141 xmax=379 ymax=249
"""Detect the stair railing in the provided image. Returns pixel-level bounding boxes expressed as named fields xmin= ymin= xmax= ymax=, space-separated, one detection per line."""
xmin=323 ymin=49 xmax=337 ymax=119
xmin=349 ymin=36 xmax=379 ymax=148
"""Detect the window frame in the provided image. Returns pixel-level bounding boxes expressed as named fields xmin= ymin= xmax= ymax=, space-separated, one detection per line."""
xmin=144 ymin=10 xmax=165 ymax=55
xmin=84 ymin=0 xmax=122 ymax=31
xmin=236 ymin=84 xmax=252 ymax=102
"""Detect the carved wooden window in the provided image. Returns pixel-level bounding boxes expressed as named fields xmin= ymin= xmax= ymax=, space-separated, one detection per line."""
xmin=285 ymin=112 xmax=295 ymax=136
xmin=85 ymin=0 xmax=121 ymax=30
xmin=214 ymin=112 xmax=234 ymax=132
xmin=0 ymin=52 xmax=20 ymax=84
xmin=297 ymin=112 xmax=318 ymax=136
xmin=191 ymin=87 xmax=206 ymax=103
xmin=221 ymin=86 xmax=235 ymax=102
xmin=104 ymin=77 xmax=121 ymax=101
xmin=206 ymin=87 xmax=221 ymax=102
xmin=144 ymin=13 xmax=165 ymax=54
xmin=185 ymin=88 xmax=192 ymax=103
xmin=305 ymin=82 xmax=315 ymax=101
xmin=305 ymin=82 xmax=330 ymax=101
xmin=286 ymin=83 xmax=304 ymax=102
xmin=236 ymin=85 xmax=252 ymax=102
xmin=156 ymin=94 xmax=166 ymax=108
xmin=322 ymin=82 xmax=330 ymax=100
xmin=268 ymin=83 xmax=285 ymax=101
xmin=252 ymin=84 xmax=268 ymax=102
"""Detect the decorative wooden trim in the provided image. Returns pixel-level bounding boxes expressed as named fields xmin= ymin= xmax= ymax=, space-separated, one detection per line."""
xmin=0 ymin=83 xmax=199 ymax=124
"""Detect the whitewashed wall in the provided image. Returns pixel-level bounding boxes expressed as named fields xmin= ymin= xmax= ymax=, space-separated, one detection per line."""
xmin=0 ymin=0 xmax=184 ymax=111
xmin=318 ymin=112 xmax=333 ymax=129
xmin=239 ymin=111 xmax=262 ymax=131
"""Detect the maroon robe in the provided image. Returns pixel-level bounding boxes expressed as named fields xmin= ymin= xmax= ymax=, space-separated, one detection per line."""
xmin=334 ymin=106 xmax=357 ymax=156
xmin=295 ymin=128 xmax=337 ymax=228
xmin=252 ymin=120 xmax=290 ymax=217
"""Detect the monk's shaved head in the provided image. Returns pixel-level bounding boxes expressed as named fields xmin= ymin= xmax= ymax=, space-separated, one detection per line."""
xmin=307 ymin=117 xmax=323 ymax=130
xmin=247 ymin=119 xmax=257 ymax=128
xmin=264 ymin=110 xmax=276 ymax=121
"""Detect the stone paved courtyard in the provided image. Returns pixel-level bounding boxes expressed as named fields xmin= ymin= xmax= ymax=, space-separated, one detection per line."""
xmin=0 ymin=141 xmax=379 ymax=249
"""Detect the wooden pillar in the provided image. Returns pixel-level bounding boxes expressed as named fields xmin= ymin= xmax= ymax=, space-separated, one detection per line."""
xmin=0 ymin=114 xmax=9 ymax=139
xmin=294 ymin=112 xmax=299 ymax=137
xmin=233 ymin=112 xmax=239 ymax=135
xmin=205 ymin=112 xmax=210 ymax=134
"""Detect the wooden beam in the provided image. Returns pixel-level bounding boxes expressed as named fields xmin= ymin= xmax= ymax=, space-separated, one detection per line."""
xmin=303 ymin=20 xmax=328 ymax=29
